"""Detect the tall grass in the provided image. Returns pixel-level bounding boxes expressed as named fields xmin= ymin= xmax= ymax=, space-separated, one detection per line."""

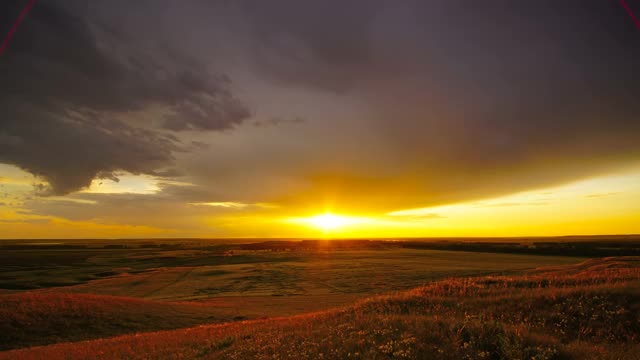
xmin=1 ymin=257 xmax=638 ymax=359
xmin=0 ymin=292 xmax=234 ymax=350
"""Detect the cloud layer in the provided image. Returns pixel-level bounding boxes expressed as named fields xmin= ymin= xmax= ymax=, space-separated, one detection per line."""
xmin=233 ymin=0 xmax=640 ymax=210
xmin=2 ymin=0 xmax=640 ymax=234
xmin=0 ymin=0 xmax=250 ymax=194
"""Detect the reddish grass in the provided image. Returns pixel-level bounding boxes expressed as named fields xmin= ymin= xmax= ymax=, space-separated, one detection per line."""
xmin=1 ymin=257 xmax=639 ymax=359
xmin=0 ymin=292 xmax=237 ymax=350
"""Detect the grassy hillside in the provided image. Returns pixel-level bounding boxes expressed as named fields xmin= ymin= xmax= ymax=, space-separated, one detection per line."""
xmin=0 ymin=292 xmax=241 ymax=350
xmin=1 ymin=257 xmax=638 ymax=359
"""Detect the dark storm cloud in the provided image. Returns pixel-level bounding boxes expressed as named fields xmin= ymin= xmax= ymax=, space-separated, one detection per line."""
xmin=4 ymin=0 xmax=640 ymax=221
xmin=2 ymin=108 xmax=177 ymax=195
xmin=231 ymin=0 xmax=640 ymax=210
xmin=253 ymin=116 xmax=305 ymax=128
xmin=241 ymin=0 xmax=384 ymax=92
xmin=0 ymin=0 xmax=250 ymax=195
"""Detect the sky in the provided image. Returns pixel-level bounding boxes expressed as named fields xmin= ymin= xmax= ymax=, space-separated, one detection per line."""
xmin=1 ymin=0 xmax=640 ymax=239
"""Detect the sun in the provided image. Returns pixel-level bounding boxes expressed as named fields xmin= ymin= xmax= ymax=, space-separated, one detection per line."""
xmin=308 ymin=213 xmax=348 ymax=232
xmin=285 ymin=212 xmax=370 ymax=234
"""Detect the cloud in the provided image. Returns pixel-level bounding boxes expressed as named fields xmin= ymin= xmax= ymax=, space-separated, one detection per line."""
xmin=585 ymin=192 xmax=622 ymax=199
xmin=0 ymin=218 xmax=51 ymax=225
xmin=387 ymin=212 xmax=445 ymax=220
xmin=225 ymin=0 xmax=640 ymax=211
xmin=0 ymin=0 xmax=250 ymax=195
xmin=189 ymin=201 xmax=276 ymax=209
xmin=253 ymin=116 xmax=305 ymax=128
xmin=19 ymin=183 xmax=280 ymax=233
xmin=241 ymin=0 xmax=383 ymax=92
xmin=3 ymin=0 xmax=640 ymax=226
xmin=473 ymin=202 xmax=549 ymax=208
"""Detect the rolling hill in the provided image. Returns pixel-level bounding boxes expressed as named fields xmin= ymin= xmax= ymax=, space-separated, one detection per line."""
xmin=1 ymin=257 xmax=638 ymax=359
xmin=0 ymin=292 xmax=240 ymax=350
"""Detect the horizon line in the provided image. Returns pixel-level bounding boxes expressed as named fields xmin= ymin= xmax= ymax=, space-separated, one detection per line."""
xmin=1 ymin=234 xmax=639 ymax=242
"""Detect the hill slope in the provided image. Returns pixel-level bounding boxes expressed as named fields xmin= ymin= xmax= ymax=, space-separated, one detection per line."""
xmin=2 ymin=257 xmax=639 ymax=359
xmin=0 ymin=292 xmax=239 ymax=350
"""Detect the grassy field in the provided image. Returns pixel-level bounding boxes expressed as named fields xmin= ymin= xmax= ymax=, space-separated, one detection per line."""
xmin=0 ymin=239 xmax=586 ymax=300
xmin=0 ymin=292 xmax=237 ymax=350
xmin=1 ymin=256 xmax=638 ymax=359
xmin=0 ymin=239 xmax=637 ymax=357
xmin=39 ymin=249 xmax=585 ymax=300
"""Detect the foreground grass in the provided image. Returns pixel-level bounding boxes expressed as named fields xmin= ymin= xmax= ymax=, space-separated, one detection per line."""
xmin=1 ymin=257 xmax=638 ymax=359
xmin=0 ymin=292 xmax=238 ymax=350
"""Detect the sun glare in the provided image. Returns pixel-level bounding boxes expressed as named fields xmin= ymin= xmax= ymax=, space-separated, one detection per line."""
xmin=308 ymin=213 xmax=349 ymax=232
xmin=284 ymin=212 xmax=380 ymax=235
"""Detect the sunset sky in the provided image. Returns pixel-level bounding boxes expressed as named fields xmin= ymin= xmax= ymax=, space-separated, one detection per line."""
xmin=1 ymin=0 xmax=640 ymax=238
